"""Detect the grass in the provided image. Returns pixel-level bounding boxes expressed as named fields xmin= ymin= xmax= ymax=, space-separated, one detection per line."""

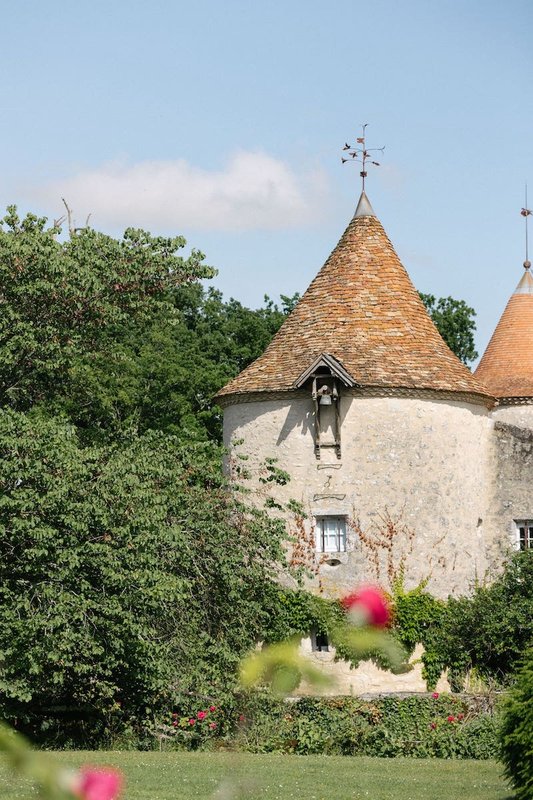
xmin=0 ymin=751 xmax=511 ymax=800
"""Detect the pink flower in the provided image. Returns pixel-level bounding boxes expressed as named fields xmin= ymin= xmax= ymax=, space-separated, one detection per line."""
xmin=457 ymin=713 xmax=464 ymax=721
xmin=447 ymin=715 xmax=456 ymax=723
xmin=188 ymin=718 xmax=196 ymax=726
xmin=172 ymin=721 xmax=178 ymax=727
xmin=209 ymin=722 xmax=217 ymax=729
xmin=209 ymin=705 xmax=216 ymax=712
xmin=238 ymin=714 xmax=246 ymax=723
xmin=197 ymin=711 xmax=207 ymax=720
xmin=432 ymin=692 xmax=439 ymax=699
xmin=73 ymin=768 xmax=123 ymax=800
xmin=430 ymin=722 xmax=436 ymax=730
xmin=341 ymin=586 xmax=391 ymax=627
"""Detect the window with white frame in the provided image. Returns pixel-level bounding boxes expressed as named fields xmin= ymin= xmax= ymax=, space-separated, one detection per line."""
xmin=316 ymin=516 xmax=346 ymax=553
xmin=514 ymin=520 xmax=533 ymax=550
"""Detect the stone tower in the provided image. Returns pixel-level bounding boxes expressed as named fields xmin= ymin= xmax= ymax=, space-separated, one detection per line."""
xmin=475 ymin=262 xmax=533 ymax=554
xmin=475 ymin=263 xmax=533 ymax=428
xmin=217 ymin=191 xmax=498 ymax=599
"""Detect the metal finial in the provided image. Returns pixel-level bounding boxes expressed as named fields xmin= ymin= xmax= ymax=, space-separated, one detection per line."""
xmin=521 ymin=183 xmax=532 ymax=270
xmin=341 ymin=123 xmax=385 ymax=191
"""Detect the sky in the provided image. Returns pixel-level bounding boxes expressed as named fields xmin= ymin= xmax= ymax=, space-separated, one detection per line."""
xmin=1 ymin=0 xmax=532 ymax=359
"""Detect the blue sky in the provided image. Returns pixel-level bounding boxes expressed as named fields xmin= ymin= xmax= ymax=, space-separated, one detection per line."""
xmin=2 ymin=0 xmax=532 ymax=358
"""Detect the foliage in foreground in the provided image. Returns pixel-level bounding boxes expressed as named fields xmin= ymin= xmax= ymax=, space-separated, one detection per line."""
xmin=499 ymin=648 xmax=533 ymax=800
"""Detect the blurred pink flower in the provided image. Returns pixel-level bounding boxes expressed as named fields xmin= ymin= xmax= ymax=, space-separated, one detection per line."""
xmin=209 ymin=705 xmax=216 ymax=712
xmin=73 ymin=768 xmax=123 ymax=800
xmin=209 ymin=722 xmax=217 ymax=730
xmin=188 ymin=718 xmax=196 ymax=726
xmin=238 ymin=714 xmax=245 ymax=723
xmin=447 ymin=715 xmax=456 ymax=723
xmin=341 ymin=586 xmax=390 ymax=627
xmin=432 ymin=692 xmax=439 ymax=699
xmin=197 ymin=711 xmax=207 ymax=720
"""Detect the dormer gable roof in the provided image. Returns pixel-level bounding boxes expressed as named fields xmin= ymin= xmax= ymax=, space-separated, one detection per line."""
xmin=293 ymin=353 xmax=358 ymax=389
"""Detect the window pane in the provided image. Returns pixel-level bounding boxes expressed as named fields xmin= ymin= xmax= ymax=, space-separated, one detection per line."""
xmin=515 ymin=520 xmax=533 ymax=551
xmin=317 ymin=516 xmax=346 ymax=552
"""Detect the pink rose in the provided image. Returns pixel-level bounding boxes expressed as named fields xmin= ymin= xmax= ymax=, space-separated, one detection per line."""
xmin=432 ymin=692 xmax=439 ymax=699
xmin=209 ymin=722 xmax=217 ymax=729
xmin=209 ymin=705 xmax=216 ymax=712
xmin=188 ymin=718 xmax=196 ymax=726
xmin=341 ymin=586 xmax=391 ymax=627
xmin=430 ymin=722 xmax=436 ymax=730
xmin=447 ymin=715 xmax=456 ymax=723
xmin=197 ymin=711 xmax=207 ymax=720
xmin=73 ymin=768 xmax=123 ymax=800
xmin=238 ymin=714 xmax=245 ymax=723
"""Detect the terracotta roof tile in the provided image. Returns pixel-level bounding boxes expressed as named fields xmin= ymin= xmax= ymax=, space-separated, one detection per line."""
xmin=217 ymin=195 xmax=491 ymax=403
xmin=474 ymin=268 xmax=533 ymax=398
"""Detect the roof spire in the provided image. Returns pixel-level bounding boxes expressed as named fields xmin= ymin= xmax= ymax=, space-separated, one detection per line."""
xmin=521 ymin=183 xmax=532 ymax=271
xmin=341 ymin=124 xmax=385 ymax=193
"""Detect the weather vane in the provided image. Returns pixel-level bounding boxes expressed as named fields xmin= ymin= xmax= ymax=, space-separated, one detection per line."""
xmin=521 ymin=184 xmax=532 ymax=270
xmin=341 ymin=124 xmax=385 ymax=191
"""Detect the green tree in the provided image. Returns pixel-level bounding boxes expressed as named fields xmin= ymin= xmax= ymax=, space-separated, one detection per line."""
xmin=422 ymin=552 xmax=533 ymax=689
xmin=419 ymin=293 xmax=478 ymax=364
xmin=0 ymin=409 xmax=289 ymax=745
xmin=499 ymin=648 xmax=533 ymax=800
xmin=0 ymin=208 xmax=213 ymax=413
xmin=46 ymin=285 xmax=299 ymax=443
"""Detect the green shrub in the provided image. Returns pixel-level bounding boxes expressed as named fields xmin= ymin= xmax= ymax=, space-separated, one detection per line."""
xmin=499 ymin=648 xmax=533 ymax=799
xmin=229 ymin=693 xmax=499 ymax=759
xmin=422 ymin=552 xmax=533 ymax=690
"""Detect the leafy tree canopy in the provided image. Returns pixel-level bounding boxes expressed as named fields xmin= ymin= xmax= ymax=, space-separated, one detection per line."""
xmin=421 ymin=551 xmax=533 ymax=690
xmin=419 ymin=293 xmax=478 ymax=364
xmin=0 ymin=409 xmax=289 ymax=744
xmin=0 ymin=208 xmax=213 ymax=415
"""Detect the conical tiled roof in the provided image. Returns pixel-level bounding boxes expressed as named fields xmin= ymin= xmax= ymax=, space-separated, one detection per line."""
xmin=217 ymin=193 xmax=491 ymax=403
xmin=474 ymin=266 xmax=533 ymax=399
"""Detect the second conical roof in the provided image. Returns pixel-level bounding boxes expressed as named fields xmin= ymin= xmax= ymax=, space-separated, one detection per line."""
xmin=218 ymin=194 xmax=490 ymax=402
xmin=475 ymin=268 xmax=533 ymax=399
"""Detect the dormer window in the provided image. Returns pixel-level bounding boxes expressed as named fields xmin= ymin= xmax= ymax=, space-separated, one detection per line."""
xmin=293 ymin=353 xmax=357 ymax=460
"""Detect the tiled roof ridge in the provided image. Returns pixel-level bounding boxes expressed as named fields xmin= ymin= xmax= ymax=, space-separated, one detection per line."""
xmin=475 ymin=268 xmax=533 ymax=399
xmin=217 ymin=201 xmax=492 ymax=404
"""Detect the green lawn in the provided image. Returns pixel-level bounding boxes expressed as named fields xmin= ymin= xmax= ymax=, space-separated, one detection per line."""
xmin=0 ymin=751 xmax=511 ymax=800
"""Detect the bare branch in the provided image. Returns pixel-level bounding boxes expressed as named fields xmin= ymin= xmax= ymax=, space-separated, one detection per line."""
xmin=61 ymin=198 xmax=75 ymax=237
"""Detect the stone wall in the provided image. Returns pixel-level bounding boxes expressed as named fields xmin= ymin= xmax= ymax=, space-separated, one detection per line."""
xmin=485 ymin=420 xmax=533 ymax=560
xmin=492 ymin=403 xmax=533 ymax=430
xmin=296 ymin=641 xmax=450 ymax=696
xmin=223 ymin=391 xmax=495 ymax=599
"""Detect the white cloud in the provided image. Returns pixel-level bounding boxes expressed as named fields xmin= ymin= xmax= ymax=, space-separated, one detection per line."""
xmin=25 ymin=152 xmax=331 ymax=232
